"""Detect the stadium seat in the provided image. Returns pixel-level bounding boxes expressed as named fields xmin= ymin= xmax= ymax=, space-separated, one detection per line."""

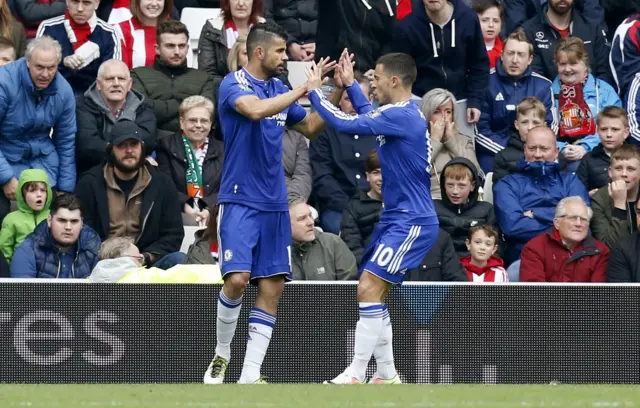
xmin=287 ymin=61 xmax=312 ymax=107
xmin=180 ymin=225 xmax=205 ymax=254
xmin=483 ymin=172 xmax=493 ymax=204
xmin=180 ymin=7 xmax=221 ymax=69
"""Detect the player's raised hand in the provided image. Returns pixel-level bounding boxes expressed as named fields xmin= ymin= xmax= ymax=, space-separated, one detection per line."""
xmin=317 ymin=56 xmax=338 ymax=77
xmin=305 ymin=61 xmax=327 ymax=92
xmin=335 ymin=48 xmax=356 ymax=88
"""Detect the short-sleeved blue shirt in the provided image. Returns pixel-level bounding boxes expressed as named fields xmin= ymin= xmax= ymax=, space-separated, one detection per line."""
xmin=218 ymin=68 xmax=308 ymax=211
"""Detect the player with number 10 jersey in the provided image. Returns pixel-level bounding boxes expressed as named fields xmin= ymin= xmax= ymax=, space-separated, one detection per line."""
xmin=307 ymin=51 xmax=439 ymax=385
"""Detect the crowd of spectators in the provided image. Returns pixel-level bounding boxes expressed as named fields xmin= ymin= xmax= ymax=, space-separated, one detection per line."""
xmin=1 ymin=0 xmax=640 ymax=283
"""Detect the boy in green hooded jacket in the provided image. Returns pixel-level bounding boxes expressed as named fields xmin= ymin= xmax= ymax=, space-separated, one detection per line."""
xmin=0 ymin=169 xmax=53 ymax=262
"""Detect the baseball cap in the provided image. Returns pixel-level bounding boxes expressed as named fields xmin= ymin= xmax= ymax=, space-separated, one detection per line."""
xmin=109 ymin=120 xmax=144 ymax=146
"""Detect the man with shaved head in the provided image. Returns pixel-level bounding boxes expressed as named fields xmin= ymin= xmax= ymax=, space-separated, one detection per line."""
xmin=494 ymin=125 xmax=590 ymax=266
xmin=75 ymin=58 xmax=157 ymax=175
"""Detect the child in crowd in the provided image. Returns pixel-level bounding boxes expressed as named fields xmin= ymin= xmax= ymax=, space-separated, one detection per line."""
xmin=460 ymin=225 xmax=508 ymax=282
xmin=474 ymin=0 xmax=503 ymax=69
xmin=492 ymin=97 xmax=547 ymax=184
xmin=577 ymin=106 xmax=630 ymax=195
xmin=0 ymin=37 xmax=16 ymax=67
xmin=0 ymin=169 xmax=52 ymax=263
xmin=435 ymin=157 xmax=496 ymax=257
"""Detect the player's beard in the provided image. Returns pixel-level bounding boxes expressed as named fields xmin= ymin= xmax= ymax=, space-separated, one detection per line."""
xmin=108 ymin=149 xmax=144 ymax=175
xmin=262 ymin=60 xmax=286 ymax=79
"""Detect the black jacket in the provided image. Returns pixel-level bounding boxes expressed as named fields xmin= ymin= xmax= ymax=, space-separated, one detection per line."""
xmin=406 ymin=229 xmax=469 ymax=281
xmin=503 ymin=0 xmax=604 ymax=35
xmin=492 ymin=130 xmax=525 ymax=185
xmin=521 ymin=6 xmax=614 ymax=86
xmin=131 ymin=58 xmax=216 ymax=140
xmin=75 ymin=85 xmax=157 ymax=175
xmin=156 ymin=132 xmax=224 ymax=209
xmin=264 ymin=0 xmax=317 ymax=44
xmin=392 ymin=0 xmax=489 ymax=109
xmin=606 ymin=231 xmax=640 ymax=282
xmin=75 ymin=164 xmax=184 ymax=258
xmin=309 ymin=127 xmax=377 ymax=212
xmin=576 ymin=144 xmax=611 ymax=192
xmin=315 ymin=0 xmax=395 ymax=72
xmin=340 ymin=190 xmax=383 ymax=265
xmin=434 ymin=158 xmax=497 ymax=256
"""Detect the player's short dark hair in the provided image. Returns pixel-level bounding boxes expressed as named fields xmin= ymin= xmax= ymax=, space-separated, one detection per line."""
xmin=375 ymin=53 xmax=417 ymax=87
xmin=246 ymin=22 xmax=288 ymax=58
xmin=156 ymin=20 xmax=189 ymax=45
xmin=50 ymin=193 xmax=83 ymax=217
xmin=365 ymin=149 xmax=380 ymax=173
xmin=0 ymin=36 xmax=15 ymax=53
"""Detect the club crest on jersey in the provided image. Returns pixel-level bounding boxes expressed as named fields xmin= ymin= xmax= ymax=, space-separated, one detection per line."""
xmin=224 ymin=250 xmax=233 ymax=262
xmin=367 ymin=109 xmax=382 ymax=118
xmin=266 ymin=112 xmax=288 ymax=127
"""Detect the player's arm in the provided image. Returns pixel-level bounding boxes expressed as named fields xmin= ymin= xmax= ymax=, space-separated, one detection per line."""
xmin=307 ymin=88 xmax=405 ymax=136
xmin=234 ymin=87 xmax=307 ymax=121
xmin=345 ymin=81 xmax=373 ymax=114
xmin=290 ymin=86 xmax=343 ymax=140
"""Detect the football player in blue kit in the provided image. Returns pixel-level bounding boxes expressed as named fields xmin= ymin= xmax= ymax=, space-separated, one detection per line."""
xmin=203 ymin=22 xmax=342 ymax=384
xmin=307 ymin=51 xmax=439 ymax=384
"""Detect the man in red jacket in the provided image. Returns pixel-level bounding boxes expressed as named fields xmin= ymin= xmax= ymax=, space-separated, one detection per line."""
xmin=520 ymin=196 xmax=609 ymax=282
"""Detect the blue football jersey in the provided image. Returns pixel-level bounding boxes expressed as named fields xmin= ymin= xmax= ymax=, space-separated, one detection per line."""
xmin=308 ymin=86 xmax=437 ymax=224
xmin=218 ymin=68 xmax=308 ymax=211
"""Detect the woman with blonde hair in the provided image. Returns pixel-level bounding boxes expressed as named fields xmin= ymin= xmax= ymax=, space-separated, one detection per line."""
xmin=420 ymin=88 xmax=480 ymax=199
xmin=226 ymin=34 xmax=247 ymax=73
xmin=0 ymin=0 xmax=26 ymax=57
xmin=156 ymin=95 xmax=225 ymax=227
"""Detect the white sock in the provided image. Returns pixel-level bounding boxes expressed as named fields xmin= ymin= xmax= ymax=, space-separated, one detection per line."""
xmin=239 ymin=307 xmax=275 ymax=383
xmin=374 ymin=305 xmax=397 ymax=379
xmin=215 ymin=291 xmax=243 ymax=361
xmin=348 ymin=302 xmax=385 ymax=382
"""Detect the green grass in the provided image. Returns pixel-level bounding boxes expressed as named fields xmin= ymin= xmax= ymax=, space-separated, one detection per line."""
xmin=1 ymin=384 xmax=640 ymax=408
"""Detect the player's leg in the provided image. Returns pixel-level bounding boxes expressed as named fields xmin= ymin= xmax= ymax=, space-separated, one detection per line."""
xmin=237 ymin=209 xmax=292 ymax=384
xmin=204 ymin=204 xmax=258 ymax=385
xmin=325 ymin=271 xmax=391 ymax=384
xmin=369 ymin=224 xmax=439 ymax=384
xmin=238 ymin=275 xmax=285 ymax=384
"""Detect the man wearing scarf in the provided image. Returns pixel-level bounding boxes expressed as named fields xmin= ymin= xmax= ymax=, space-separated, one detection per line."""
xmin=36 ymin=0 xmax=121 ymax=94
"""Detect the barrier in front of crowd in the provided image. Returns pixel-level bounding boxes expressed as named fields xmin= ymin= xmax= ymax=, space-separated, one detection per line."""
xmin=0 ymin=281 xmax=638 ymax=384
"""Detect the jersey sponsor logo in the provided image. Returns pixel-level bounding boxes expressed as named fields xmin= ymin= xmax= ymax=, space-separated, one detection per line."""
xmin=224 ymin=250 xmax=233 ymax=262
xmin=265 ymin=112 xmax=288 ymax=127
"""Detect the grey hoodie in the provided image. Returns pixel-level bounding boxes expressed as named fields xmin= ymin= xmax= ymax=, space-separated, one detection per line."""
xmin=88 ymin=257 xmax=139 ymax=283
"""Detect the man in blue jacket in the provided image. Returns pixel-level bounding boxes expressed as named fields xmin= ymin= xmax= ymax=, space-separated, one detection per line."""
xmin=503 ymin=0 xmax=604 ymax=35
xmin=392 ymin=0 xmax=489 ymax=124
xmin=36 ymin=0 xmax=121 ymax=94
xmin=494 ymin=126 xmax=590 ymax=265
xmin=0 ymin=36 xmax=77 ymax=224
xmin=11 ymin=193 xmax=101 ymax=279
xmin=477 ymin=28 xmax=556 ymax=173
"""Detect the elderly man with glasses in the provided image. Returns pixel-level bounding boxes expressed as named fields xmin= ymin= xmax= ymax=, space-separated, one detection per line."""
xmin=519 ymin=196 xmax=609 ymax=282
